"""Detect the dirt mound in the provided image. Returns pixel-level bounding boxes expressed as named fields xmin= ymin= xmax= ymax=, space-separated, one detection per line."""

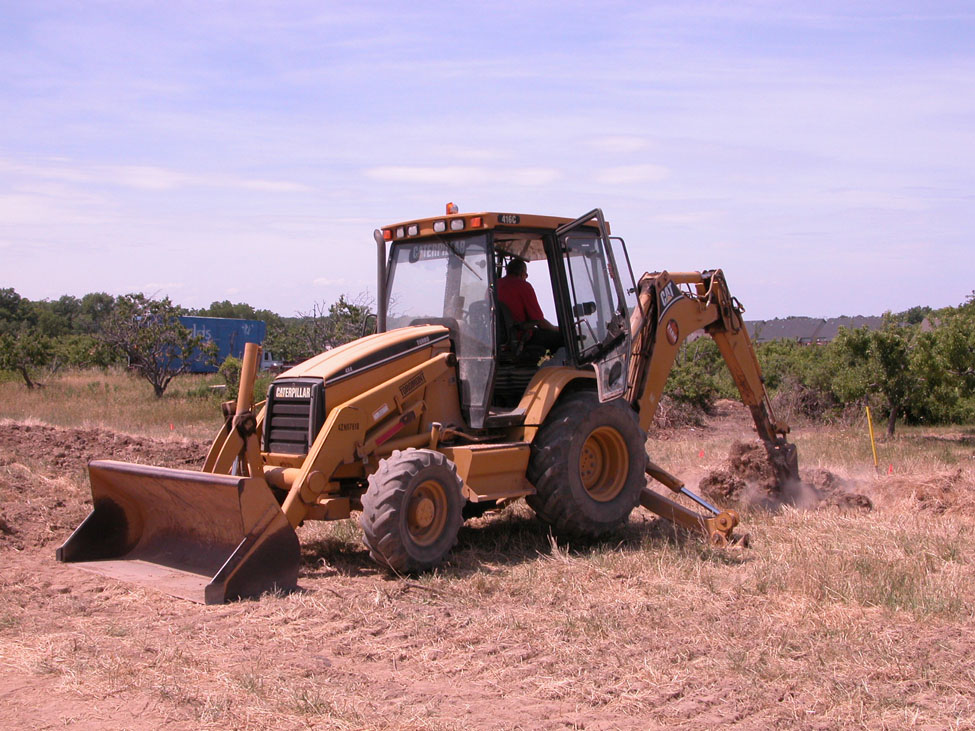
xmin=699 ymin=441 xmax=871 ymax=511
xmin=728 ymin=441 xmax=779 ymax=491
xmin=901 ymin=469 xmax=975 ymax=514
xmin=699 ymin=442 xmax=783 ymax=509
xmin=0 ymin=421 xmax=209 ymax=552
xmin=0 ymin=421 xmax=208 ymax=475
xmin=699 ymin=468 xmax=748 ymax=505
xmin=803 ymin=467 xmax=873 ymax=511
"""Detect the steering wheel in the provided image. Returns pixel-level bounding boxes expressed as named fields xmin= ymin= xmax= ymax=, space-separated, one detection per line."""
xmin=467 ymin=300 xmax=492 ymax=332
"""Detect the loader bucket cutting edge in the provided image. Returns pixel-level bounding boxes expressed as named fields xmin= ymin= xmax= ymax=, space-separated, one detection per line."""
xmin=56 ymin=460 xmax=300 ymax=604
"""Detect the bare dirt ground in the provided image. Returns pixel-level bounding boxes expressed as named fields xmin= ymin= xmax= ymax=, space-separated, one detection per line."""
xmin=2 ymin=409 xmax=974 ymax=729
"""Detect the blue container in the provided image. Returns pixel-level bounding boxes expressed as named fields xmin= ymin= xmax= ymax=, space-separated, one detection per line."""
xmin=178 ymin=316 xmax=267 ymax=373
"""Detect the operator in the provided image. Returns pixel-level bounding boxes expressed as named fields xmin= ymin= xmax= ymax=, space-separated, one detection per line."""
xmin=496 ymin=258 xmax=563 ymax=352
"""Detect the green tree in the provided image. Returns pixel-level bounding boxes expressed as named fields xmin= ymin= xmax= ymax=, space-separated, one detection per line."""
xmin=264 ymin=317 xmax=305 ymax=364
xmin=195 ymin=300 xmax=283 ymax=327
xmin=936 ymin=293 xmax=975 ymax=394
xmin=664 ymin=337 xmax=734 ymax=411
xmin=870 ymin=319 xmax=915 ymax=436
xmin=0 ymin=331 xmax=52 ymax=389
xmin=195 ymin=300 xmax=258 ymax=319
xmin=0 ymin=288 xmax=51 ymax=388
xmin=893 ymin=305 xmax=932 ymax=325
xmin=828 ymin=326 xmax=873 ymax=405
xmin=50 ymin=334 xmax=120 ymax=370
xmin=831 ymin=320 xmax=918 ymax=437
xmin=99 ymin=294 xmax=217 ymax=397
xmin=218 ymin=355 xmax=243 ymax=400
xmin=78 ymin=292 xmax=116 ymax=333
xmin=297 ymin=295 xmax=373 ymax=357
xmin=906 ymin=329 xmax=962 ymax=424
xmin=0 ymin=288 xmax=30 ymax=330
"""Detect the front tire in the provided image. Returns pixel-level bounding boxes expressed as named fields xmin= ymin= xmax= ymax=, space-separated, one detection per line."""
xmin=527 ymin=391 xmax=646 ymax=537
xmin=360 ymin=449 xmax=464 ymax=573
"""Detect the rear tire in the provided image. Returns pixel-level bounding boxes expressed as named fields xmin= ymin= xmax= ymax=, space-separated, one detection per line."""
xmin=360 ymin=449 xmax=464 ymax=573
xmin=527 ymin=391 xmax=646 ymax=537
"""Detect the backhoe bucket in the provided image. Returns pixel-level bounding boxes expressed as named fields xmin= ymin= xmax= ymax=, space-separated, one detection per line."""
xmin=57 ymin=460 xmax=299 ymax=604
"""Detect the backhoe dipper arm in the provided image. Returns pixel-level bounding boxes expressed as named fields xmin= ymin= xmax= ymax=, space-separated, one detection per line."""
xmin=626 ymin=269 xmax=792 ymax=445
xmin=697 ymin=270 xmax=799 ymax=486
xmin=625 ymin=269 xmax=799 ymax=541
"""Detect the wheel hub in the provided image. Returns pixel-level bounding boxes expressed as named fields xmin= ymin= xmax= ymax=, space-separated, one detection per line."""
xmin=407 ymin=479 xmax=449 ymax=546
xmin=413 ymin=497 xmax=435 ymax=528
xmin=579 ymin=426 xmax=628 ymax=502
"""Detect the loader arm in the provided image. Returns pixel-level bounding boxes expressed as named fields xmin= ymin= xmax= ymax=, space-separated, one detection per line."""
xmin=625 ymin=268 xmax=799 ymax=487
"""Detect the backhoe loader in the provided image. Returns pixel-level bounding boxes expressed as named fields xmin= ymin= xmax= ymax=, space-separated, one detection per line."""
xmin=58 ymin=207 xmax=799 ymax=603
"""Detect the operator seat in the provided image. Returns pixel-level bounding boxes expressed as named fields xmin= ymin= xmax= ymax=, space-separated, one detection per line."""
xmin=496 ymin=300 xmax=547 ymax=365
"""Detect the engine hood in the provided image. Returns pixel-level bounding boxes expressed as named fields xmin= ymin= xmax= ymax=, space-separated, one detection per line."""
xmin=277 ymin=324 xmax=451 ymax=384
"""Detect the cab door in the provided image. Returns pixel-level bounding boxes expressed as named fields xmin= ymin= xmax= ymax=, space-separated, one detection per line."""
xmin=554 ymin=209 xmax=632 ymax=402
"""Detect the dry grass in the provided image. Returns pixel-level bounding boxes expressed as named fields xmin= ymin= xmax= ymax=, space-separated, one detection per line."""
xmin=0 ymin=368 xmax=226 ymax=440
xmin=1 ymin=384 xmax=975 ymax=728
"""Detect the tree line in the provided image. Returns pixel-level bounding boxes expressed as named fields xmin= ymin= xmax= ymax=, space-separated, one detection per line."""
xmin=0 ymin=288 xmax=371 ymax=396
xmin=2 ymin=286 xmax=972 ymax=433
xmin=666 ymin=293 xmax=975 ymax=435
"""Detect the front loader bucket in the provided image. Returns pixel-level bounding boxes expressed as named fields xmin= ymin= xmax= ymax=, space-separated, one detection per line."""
xmin=57 ymin=460 xmax=299 ymax=604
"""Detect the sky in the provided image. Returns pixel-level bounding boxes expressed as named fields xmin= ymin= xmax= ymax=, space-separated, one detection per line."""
xmin=2 ymin=1 xmax=974 ymax=319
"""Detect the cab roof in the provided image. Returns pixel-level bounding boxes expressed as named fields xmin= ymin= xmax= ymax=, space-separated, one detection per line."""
xmin=380 ymin=210 xmax=611 ymax=263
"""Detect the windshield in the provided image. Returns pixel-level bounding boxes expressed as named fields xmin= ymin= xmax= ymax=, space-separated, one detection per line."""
xmin=385 ymin=234 xmax=494 ymax=426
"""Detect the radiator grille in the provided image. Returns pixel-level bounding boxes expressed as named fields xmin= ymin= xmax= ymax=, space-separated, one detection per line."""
xmin=263 ymin=378 xmax=325 ymax=455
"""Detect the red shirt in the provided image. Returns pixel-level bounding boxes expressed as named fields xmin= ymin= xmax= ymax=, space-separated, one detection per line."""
xmin=496 ymin=275 xmax=544 ymax=323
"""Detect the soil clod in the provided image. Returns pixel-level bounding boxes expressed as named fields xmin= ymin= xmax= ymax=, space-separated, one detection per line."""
xmin=700 ymin=441 xmax=872 ymax=511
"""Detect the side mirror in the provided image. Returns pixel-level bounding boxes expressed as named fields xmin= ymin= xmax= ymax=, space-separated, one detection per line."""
xmin=573 ymin=301 xmax=597 ymax=317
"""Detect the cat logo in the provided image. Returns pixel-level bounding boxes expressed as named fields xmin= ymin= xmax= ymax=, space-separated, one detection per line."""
xmin=658 ymin=281 xmax=683 ymax=321
xmin=275 ymin=385 xmax=311 ymax=400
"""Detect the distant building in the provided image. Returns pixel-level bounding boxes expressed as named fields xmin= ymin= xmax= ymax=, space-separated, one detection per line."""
xmin=745 ymin=316 xmax=885 ymax=344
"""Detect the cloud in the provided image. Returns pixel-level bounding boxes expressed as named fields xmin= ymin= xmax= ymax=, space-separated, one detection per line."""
xmin=237 ymin=179 xmax=311 ymax=193
xmin=589 ymin=136 xmax=650 ymax=154
xmin=0 ymin=157 xmax=312 ymax=194
xmin=364 ymin=166 xmax=560 ymax=186
xmin=595 ymin=164 xmax=669 ymax=185
xmin=507 ymin=168 xmax=562 ymax=186
xmin=108 ymin=165 xmax=314 ymax=193
xmin=0 ymin=193 xmax=109 ymax=226
xmin=820 ymin=188 xmax=928 ymax=211
xmin=650 ymin=211 xmax=719 ymax=225
xmin=109 ymin=166 xmax=187 ymax=191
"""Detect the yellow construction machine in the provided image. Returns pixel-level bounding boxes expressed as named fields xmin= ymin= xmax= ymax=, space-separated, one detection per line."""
xmin=58 ymin=207 xmax=798 ymax=603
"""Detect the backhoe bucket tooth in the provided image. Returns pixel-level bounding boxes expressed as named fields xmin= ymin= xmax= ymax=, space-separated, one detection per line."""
xmin=57 ymin=460 xmax=299 ymax=604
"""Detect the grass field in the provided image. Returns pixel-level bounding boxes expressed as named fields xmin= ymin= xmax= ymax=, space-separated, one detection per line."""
xmin=0 ymin=368 xmax=266 ymax=441
xmin=1 ymin=370 xmax=974 ymax=729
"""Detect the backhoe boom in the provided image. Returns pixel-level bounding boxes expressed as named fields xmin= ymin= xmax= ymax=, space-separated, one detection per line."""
xmin=626 ymin=269 xmax=800 ymax=522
